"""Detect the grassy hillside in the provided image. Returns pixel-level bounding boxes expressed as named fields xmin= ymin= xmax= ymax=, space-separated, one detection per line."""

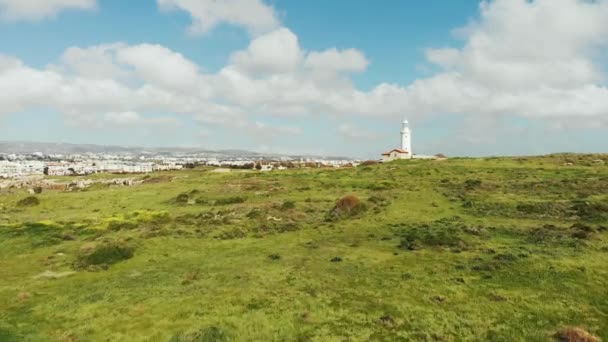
xmin=1 ymin=155 xmax=607 ymax=341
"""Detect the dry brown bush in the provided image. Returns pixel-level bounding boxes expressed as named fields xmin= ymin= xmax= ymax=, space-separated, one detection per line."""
xmin=554 ymin=327 xmax=600 ymax=342
xmin=360 ymin=160 xmax=379 ymax=166
xmin=328 ymin=195 xmax=366 ymax=220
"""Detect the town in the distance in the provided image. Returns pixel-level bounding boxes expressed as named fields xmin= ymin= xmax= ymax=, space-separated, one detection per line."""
xmin=0 ymin=120 xmax=444 ymax=179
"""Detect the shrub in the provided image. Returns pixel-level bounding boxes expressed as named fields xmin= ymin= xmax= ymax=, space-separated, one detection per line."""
xmin=142 ymin=211 xmax=171 ymax=225
xmin=169 ymin=326 xmax=228 ymax=342
xmin=215 ymin=196 xmax=246 ymax=205
xmin=368 ymin=195 xmax=390 ymax=207
xmin=570 ymin=200 xmax=608 ymax=222
xmin=216 ymin=226 xmax=248 ymax=240
xmin=246 ymin=208 xmax=263 ymax=219
xmin=73 ymin=242 xmax=134 ymax=270
xmin=107 ymin=220 xmax=137 ymax=231
xmin=554 ymin=327 xmax=599 ymax=342
xmin=367 ymin=182 xmax=392 ymax=191
xmin=360 ymin=160 xmax=378 ymax=166
xmin=527 ymin=224 xmax=570 ymax=245
xmin=396 ymin=220 xmax=468 ymax=251
xmin=527 ymin=223 xmax=599 ymax=245
xmin=10 ymin=222 xmax=64 ymax=248
xmin=463 ymin=179 xmax=482 ymax=190
xmin=570 ymin=223 xmax=596 ymax=239
xmin=17 ymin=196 xmax=40 ymax=207
xmin=33 ymin=186 xmax=43 ymax=194
xmin=281 ymin=200 xmax=296 ymax=210
xmin=195 ymin=198 xmax=209 ymax=205
xmin=515 ymin=201 xmax=569 ymax=218
xmin=328 ymin=195 xmax=366 ymax=220
xmin=175 ymin=193 xmax=189 ymax=204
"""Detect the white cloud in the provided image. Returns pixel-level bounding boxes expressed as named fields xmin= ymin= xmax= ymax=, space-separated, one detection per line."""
xmin=104 ymin=111 xmax=142 ymax=125
xmin=304 ymin=48 xmax=369 ymax=73
xmin=0 ymin=0 xmax=96 ymax=21
xmin=337 ymin=123 xmax=376 ymax=140
xmin=407 ymin=0 xmax=608 ymax=119
xmin=230 ymin=28 xmax=302 ymax=75
xmin=252 ymin=121 xmax=301 ymax=136
xmin=104 ymin=111 xmax=178 ymax=126
xmin=115 ymin=44 xmax=202 ymax=91
xmin=158 ymin=0 xmax=279 ymax=36
xmin=56 ymin=44 xmax=130 ymax=80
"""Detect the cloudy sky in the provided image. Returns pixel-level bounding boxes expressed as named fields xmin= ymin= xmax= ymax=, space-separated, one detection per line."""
xmin=1 ymin=0 xmax=607 ymax=157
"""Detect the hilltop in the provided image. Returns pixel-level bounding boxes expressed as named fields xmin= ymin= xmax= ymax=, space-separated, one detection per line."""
xmin=0 ymin=154 xmax=607 ymax=341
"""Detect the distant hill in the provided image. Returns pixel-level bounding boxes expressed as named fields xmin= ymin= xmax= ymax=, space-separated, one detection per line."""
xmin=0 ymin=141 xmax=353 ymax=160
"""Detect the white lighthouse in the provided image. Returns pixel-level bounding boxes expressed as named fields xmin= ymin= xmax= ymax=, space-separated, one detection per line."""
xmin=400 ymin=119 xmax=412 ymax=155
xmin=381 ymin=119 xmax=413 ymax=162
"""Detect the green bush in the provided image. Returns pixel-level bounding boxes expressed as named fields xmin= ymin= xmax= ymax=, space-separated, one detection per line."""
xmin=17 ymin=196 xmax=40 ymax=207
xmin=367 ymin=181 xmax=393 ymax=191
xmin=107 ymin=220 xmax=138 ymax=231
xmin=169 ymin=326 xmax=228 ymax=342
xmin=280 ymin=200 xmax=296 ymax=210
xmin=368 ymin=195 xmax=390 ymax=206
xmin=175 ymin=193 xmax=190 ymax=204
xmin=570 ymin=200 xmax=608 ymax=222
xmin=515 ymin=201 xmax=568 ymax=218
xmin=214 ymin=196 xmax=246 ymax=205
xmin=216 ymin=226 xmax=248 ymax=240
xmin=73 ymin=242 xmax=134 ymax=270
xmin=396 ymin=220 xmax=468 ymax=251
xmin=463 ymin=179 xmax=482 ymax=190
xmin=524 ymin=223 xmax=598 ymax=246
xmin=246 ymin=208 xmax=263 ymax=219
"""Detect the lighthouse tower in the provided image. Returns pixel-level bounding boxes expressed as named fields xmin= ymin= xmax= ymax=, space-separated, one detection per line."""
xmin=381 ymin=119 xmax=413 ymax=162
xmin=401 ymin=119 xmax=412 ymax=157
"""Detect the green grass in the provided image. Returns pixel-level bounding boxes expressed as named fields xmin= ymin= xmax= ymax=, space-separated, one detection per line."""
xmin=1 ymin=154 xmax=607 ymax=341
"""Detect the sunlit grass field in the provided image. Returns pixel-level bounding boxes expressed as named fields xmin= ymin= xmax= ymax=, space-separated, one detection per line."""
xmin=1 ymin=154 xmax=607 ymax=341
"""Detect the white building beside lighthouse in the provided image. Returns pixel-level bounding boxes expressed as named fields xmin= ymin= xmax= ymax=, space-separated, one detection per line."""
xmin=381 ymin=119 xmax=413 ymax=162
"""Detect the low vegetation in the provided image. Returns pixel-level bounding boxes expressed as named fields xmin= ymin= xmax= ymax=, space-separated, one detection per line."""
xmin=16 ymin=196 xmax=40 ymax=207
xmin=554 ymin=327 xmax=600 ymax=342
xmin=73 ymin=241 xmax=135 ymax=271
xmin=327 ymin=195 xmax=366 ymax=220
xmin=0 ymin=154 xmax=607 ymax=340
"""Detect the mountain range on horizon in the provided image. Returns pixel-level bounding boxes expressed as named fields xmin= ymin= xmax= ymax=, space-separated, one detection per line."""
xmin=0 ymin=141 xmax=353 ymax=160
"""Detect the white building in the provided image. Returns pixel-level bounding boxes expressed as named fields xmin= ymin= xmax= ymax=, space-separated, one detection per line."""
xmin=0 ymin=160 xmax=45 ymax=178
xmin=259 ymin=164 xmax=273 ymax=172
xmin=381 ymin=119 xmax=413 ymax=162
xmin=0 ymin=161 xmax=20 ymax=178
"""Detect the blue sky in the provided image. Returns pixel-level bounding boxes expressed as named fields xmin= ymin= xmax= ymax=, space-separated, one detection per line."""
xmin=0 ymin=0 xmax=607 ymax=157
